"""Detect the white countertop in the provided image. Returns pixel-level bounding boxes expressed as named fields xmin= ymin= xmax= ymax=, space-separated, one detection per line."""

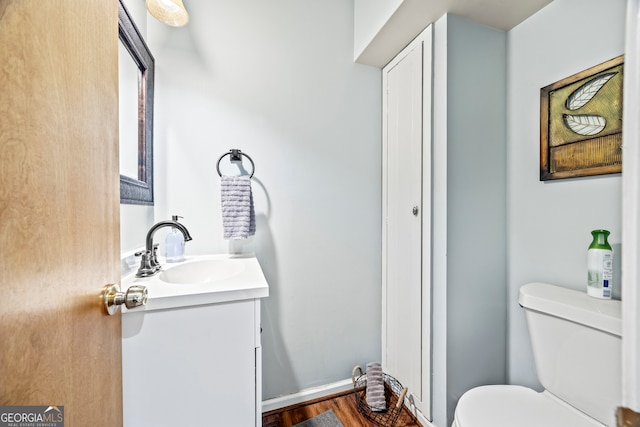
xmin=121 ymin=253 xmax=269 ymax=313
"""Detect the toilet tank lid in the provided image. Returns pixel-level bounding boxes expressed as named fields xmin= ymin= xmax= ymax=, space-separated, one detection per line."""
xmin=519 ymin=282 xmax=621 ymax=336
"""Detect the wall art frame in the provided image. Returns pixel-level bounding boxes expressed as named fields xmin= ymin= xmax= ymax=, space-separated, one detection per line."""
xmin=540 ymin=55 xmax=624 ymax=181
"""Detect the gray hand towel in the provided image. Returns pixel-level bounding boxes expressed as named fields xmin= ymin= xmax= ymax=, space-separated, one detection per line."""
xmin=366 ymin=362 xmax=386 ymax=412
xmin=221 ymin=175 xmax=256 ymax=239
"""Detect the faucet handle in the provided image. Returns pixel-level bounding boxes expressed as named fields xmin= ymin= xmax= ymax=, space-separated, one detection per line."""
xmin=135 ymin=250 xmax=156 ymax=278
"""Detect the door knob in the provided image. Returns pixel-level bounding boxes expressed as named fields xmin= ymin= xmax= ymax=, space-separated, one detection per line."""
xmin=412 ymin=206 xmax=419 ymax=216
xmin=103 ymin=284 xmax=148 ymax=315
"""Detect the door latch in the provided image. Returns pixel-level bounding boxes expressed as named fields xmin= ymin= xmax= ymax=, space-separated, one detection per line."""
xmin=103 ymin=284 xmax=148 ymax=315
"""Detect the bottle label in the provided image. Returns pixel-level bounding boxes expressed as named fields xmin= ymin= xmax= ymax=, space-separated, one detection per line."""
xmin=602 ymin=253 xmax=612 ymax=285
xmin=587 ymin=249 xmax=613 ymax=299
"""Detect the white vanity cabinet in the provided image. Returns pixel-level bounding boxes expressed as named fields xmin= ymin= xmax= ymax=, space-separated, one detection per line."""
xmin=121 ymin=254 xmax=268 ymax=427
xmin=122 ymin=299 xmax=262 ymax=426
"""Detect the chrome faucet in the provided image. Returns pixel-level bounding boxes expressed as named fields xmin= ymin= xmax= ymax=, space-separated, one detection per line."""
xmin=135 ymin=220 xmax=193 ymax=278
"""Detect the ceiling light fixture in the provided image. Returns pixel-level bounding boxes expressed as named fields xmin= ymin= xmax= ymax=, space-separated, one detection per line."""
xmin=146 ymin=0 xmax=189 ymax=27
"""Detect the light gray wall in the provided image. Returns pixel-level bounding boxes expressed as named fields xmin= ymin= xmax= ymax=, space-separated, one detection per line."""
xmin=120 ymin=204 xmax=154 ymax=254
xmin=432 ymin=14 xmax=508 ymax=426
xmin=144 ymin=0 xmax=382 ymax=400
xmin=507 ymin=0 xmax=625 ymax=389
xmin=446 ymin=13 xmax=508 ymax=422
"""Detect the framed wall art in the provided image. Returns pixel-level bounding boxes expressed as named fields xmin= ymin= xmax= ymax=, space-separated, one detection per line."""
xmin=540 ymin=55 xmax=624 ymax=181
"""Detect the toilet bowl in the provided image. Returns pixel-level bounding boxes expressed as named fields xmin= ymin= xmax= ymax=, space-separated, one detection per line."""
xmin=453 ymin=282 xmax=621 ymax=427
xmin=452 ymin=386 xmax=604 ymax=427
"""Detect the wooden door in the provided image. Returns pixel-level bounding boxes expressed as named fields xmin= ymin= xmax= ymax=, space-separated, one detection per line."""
xmin=382 ymin=26 xmax=432 ymax=422
xmin=0 ymin=0 xmax=121 ymax=425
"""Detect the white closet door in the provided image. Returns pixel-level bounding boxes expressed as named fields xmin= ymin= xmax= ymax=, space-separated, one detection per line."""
xmin=382 ymin=25 xmax=432 ymax=421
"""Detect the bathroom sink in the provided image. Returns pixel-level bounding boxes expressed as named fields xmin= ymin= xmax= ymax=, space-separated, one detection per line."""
xmin=159 ymin=258 xmax=244 ymax=285
xmin=123 ymin=254 xmax=269 ymax=311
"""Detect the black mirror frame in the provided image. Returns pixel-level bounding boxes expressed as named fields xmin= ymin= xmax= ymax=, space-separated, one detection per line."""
xmin=118 ymin=0 xmax=155 ymax=205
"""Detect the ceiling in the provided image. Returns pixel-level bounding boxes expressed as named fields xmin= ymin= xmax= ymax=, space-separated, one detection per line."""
xmin=356 ymin=0 xmax=554 ymax=67
xmin=443 ymin=0 xmax=554 ymax=32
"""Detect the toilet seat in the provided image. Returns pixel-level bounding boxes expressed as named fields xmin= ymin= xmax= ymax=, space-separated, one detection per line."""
xmin=452 ymin=385 xmax=604 ymax=427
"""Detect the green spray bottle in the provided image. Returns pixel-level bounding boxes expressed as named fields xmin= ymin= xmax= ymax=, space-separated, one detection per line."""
xmin=587 ymin=229 xmax=613 ymax=299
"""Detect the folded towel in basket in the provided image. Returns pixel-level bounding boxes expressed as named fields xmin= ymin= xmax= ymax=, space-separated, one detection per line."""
xmin=366 ymin=362 xmax=386 ymax=412
xmin=221 ymin=175 xmax=256 ymax=239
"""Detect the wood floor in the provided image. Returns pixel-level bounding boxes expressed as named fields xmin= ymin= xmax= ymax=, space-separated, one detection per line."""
xmin=262 ymin=390 xmax=422 ymax=427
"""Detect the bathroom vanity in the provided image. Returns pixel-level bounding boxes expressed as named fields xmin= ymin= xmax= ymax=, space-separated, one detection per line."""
xmin=121 ymin=254 xmax=269 ymax=427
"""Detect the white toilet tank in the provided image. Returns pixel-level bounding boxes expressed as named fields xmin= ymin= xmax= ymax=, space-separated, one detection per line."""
xmin=519 ymin=282 xmax=622 ymax=426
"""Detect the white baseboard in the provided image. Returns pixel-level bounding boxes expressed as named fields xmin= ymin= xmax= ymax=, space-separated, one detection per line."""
xmin=416 ymin=410 xmax=435 ymax=427
xmin=262 ymin=379 xmax=436 ymax=427
xmin=262 ymin=378 xmax=353 ymax=413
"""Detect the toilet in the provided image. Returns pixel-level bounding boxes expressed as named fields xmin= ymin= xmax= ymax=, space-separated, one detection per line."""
xmin=453 ymin=282 xmax=621 ymax=427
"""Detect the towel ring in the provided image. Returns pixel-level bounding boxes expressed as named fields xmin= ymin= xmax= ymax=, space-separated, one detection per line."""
xmin=216 ymin=149 xmax=255 ymax=178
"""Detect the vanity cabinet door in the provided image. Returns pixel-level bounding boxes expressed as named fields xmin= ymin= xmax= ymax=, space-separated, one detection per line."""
xmin=122 ymin=300 xmax=259 ymax=426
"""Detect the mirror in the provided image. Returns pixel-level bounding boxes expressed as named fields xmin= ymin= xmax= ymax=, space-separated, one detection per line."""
xmin=118 ymin=0 xmax=154 ymax=205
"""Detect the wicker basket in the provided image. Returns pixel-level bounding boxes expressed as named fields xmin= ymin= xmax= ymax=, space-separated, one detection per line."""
xmin=351 ymin=365 xmax=408 ymax=427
